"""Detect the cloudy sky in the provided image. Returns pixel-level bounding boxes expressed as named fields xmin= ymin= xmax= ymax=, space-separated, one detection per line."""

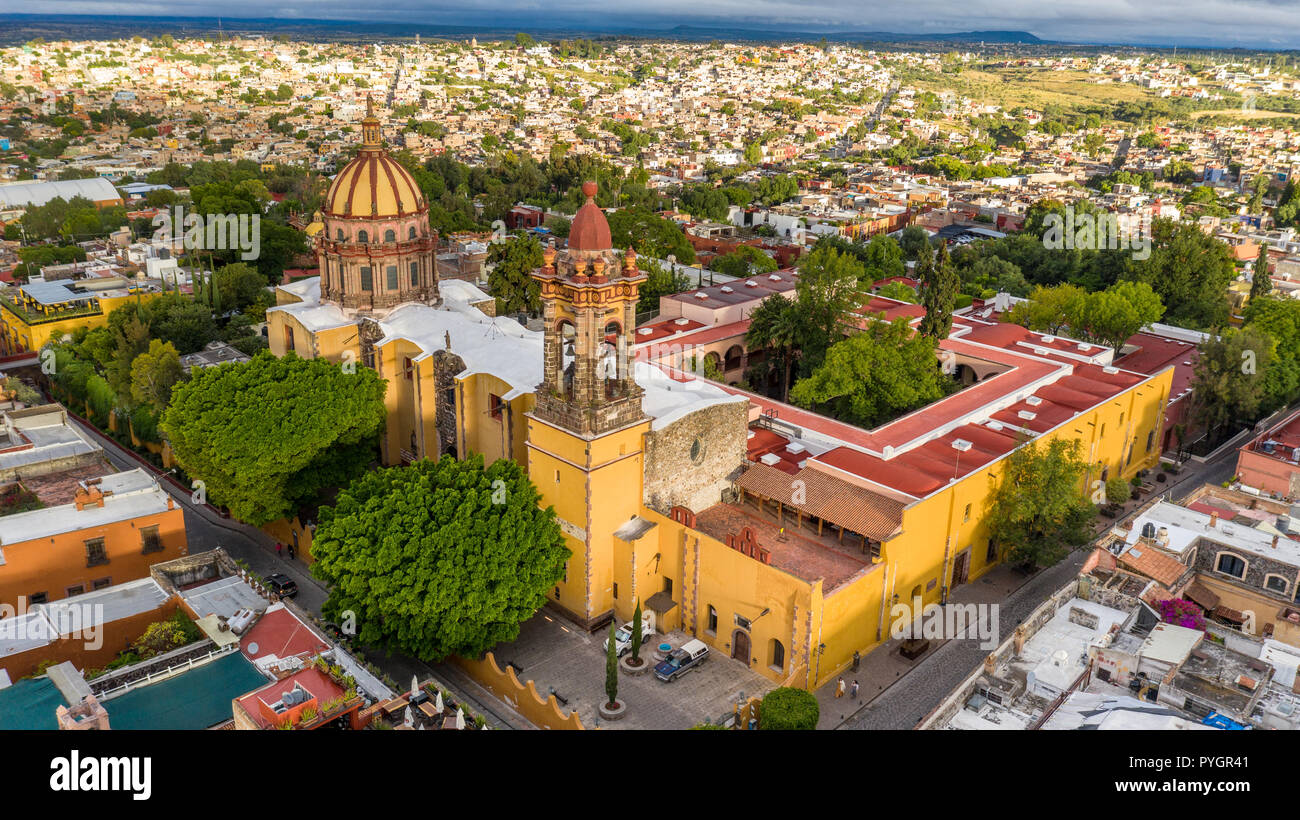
xmin=3 ymin=0 xmax=1298 ymax=48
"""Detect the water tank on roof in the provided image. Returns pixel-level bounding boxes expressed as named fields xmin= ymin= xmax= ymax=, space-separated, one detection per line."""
xmin=1141 ymin=522 xmax=1157 ymax=539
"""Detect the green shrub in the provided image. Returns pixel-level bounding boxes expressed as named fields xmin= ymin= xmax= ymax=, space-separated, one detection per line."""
xmin=759 ymin=687 xmax=819 ymax=730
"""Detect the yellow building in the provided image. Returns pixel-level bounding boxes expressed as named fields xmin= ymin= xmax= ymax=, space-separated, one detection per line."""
xmin=267 ymin=115 xmax=1175 ymax=690
xmin=0 ymin=279 xmax=158 ymax=356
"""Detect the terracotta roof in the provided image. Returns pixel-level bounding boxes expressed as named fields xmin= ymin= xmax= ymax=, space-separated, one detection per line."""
xmin=567 ymin=181 xmax=612 ymax=251
xmin=736 ymin=462 xmax=905 ymax=542
xmin=1118 ymin=544 xmax=1189 ymax=589
xmin=1185 ymin=582 xmax=1220 ymax=611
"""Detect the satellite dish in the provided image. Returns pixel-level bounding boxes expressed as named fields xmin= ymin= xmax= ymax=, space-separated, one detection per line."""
xmin=247 ymin=642 xmax=259 ymax=655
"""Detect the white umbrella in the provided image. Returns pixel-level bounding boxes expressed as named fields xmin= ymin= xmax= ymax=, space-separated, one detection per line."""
xmin=434 ymin=691 xmax=444 ymax=714
xmin=404 ymin=704 xmax=414 ymax=728
xmin=410 ymin=675 xmax=419 ymax=698
xmin=454 ymin=707 xmax=465 ymax=730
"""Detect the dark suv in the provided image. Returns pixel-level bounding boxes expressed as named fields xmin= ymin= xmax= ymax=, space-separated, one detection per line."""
xmin=266 ymin=573 xmax=298 ymax=598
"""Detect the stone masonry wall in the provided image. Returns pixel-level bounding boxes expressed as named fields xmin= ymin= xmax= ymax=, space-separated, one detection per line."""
xmin=642 ymin=400 xmax=748 ymax=514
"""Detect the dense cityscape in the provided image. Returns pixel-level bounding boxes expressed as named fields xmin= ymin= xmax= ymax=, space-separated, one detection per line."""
xmin=0 ymin=8 xmax=1298 ymax=777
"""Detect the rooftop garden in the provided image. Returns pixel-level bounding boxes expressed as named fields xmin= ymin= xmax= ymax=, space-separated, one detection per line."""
xmin=0 ymin=482 xmax=43 ymax=517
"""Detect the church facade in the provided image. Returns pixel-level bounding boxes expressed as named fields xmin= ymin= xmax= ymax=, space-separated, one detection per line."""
xmin=267 ymin=113 xmax=1175 ymax=690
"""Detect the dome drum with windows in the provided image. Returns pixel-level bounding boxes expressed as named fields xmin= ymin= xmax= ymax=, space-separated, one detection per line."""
xmin=318 ymin=96 xmax=439 ymax=313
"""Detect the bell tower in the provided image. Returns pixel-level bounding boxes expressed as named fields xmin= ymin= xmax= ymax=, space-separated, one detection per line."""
xmin=532 ymin=181 xmax=647 ymax=438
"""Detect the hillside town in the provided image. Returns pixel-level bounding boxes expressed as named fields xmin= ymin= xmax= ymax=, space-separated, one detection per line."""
xmin=2 ymin=19 xmax=1300 ymax=765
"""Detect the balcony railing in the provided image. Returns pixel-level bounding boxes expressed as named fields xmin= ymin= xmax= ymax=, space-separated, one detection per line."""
xmin=0 ymin=295 xmax=103 ymax=326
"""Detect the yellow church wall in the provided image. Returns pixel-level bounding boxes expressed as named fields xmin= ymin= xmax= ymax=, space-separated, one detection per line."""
xmin=456 ymin=372 xmax=532 ymax=466
xmin=525 ymin=413 xmax=651 ymax=626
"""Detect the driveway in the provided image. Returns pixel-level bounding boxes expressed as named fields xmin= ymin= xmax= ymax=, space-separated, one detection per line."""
xmin=490 ymin=612 xmax=776 ymax=729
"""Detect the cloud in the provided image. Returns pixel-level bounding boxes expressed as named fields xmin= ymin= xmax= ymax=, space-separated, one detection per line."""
xmin=3 ymin=0 xmax=1298 ymax=47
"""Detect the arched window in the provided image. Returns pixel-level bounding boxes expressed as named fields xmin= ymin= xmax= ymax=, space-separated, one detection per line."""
xmin=384 ymin=229 xmax=396 ymax=243
xmin=1217 ymin=553 xmax=1246 ymax=579
xmin=1266 ymin=575 xmax=1289 ymax=596
xmin=336 ymin=228 xmax=345 ymax=241
xmin=409 ymin=226 xmax=418 ymax=240
xmin=770 ymin=639 xmax=785 ymax=671
xmin=706 ymin=605 xmax=717 ymax=634
xmin=357 ymin=229 xmax=369 ymax=244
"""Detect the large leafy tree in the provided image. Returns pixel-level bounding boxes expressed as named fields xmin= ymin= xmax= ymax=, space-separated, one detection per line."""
xmin=1122 ymin=218 xmax=1233 ymax=329
xmin=487 ymin=234 xmax=543 ymax=315
xmin=793 ymin=245 xmax=863 ymax=372
xmin=1070 ymin=281 xmax=1165 ymax=351
xmin=1244 ymin=296 xmax=1300 ymax=409
xmin=985 ymin=437 xmax=1096 ymax=569
xmin=129 ymin=339 xmax=183 ymax=414
xmin=790 ymin=317 xmax=946 ymax=429
xmin=310 ymin=455 xmax=568 ymax=661
xmin=606 ymin=206 xmax=696 ymax=264
xmin=759 ymin=687 xmax=819 ymax=730
xmin=1189 ymin=326 xmax=1276 ymax=433
xmin=636 ymin=259 xmax=692 ymax=316
xmin=161 ymin=351 xmax=386 ymax=525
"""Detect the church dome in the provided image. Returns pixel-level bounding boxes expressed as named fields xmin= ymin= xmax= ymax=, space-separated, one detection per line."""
xmin=323 ymin=98 xmax=425 ymax=219
xmin=567 ymin=181 xmax=612 ymax=251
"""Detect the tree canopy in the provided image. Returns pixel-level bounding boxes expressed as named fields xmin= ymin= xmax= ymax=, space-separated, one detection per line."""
xmin=310 ymin=455 xmax=568 ymax=661
xmin=985 ymin=437 xmax=1096 ymax=569
xmin=790 ymin=317 xmax=947 ymax=429
xmin=161 ymin=351 xmax=386 ymax=525
xmin=487 ymin=234 xmax=543 ymax=316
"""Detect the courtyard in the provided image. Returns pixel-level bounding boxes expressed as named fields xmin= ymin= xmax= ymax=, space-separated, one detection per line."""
xmin=489 ymin=609 xmax=776 ymax=730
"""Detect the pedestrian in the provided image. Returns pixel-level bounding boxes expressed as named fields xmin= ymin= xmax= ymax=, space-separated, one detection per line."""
xmin=835 ymin=677 xmax=845 ymax=698
xmin=276 ymin=542 xmax=282 ymax=557
xmin=852 ymin=650 xmax=860 ymax=671
xmin=850 ymin=680 xmax=860 ymax=699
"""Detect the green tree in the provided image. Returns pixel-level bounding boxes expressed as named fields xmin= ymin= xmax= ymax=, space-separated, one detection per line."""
xmin=161 ymin=351 xmax=386 ymax=525
xmin=875 ymin=281 xmax=916 ymax=302
xmin=637 ymin=259 xmax=691 ymax=316
xmin=214 ymin=262 xmax=269 ymax=313
xmin=793 ymin=245 xmax=863 ymax=372
xmin=1123 ymin=219 xmax=1233 ymax=329
xmin=129 ymin=339 xmax=183 ymax=414
xmin=759 ymin=687 xmax=819 ymax=730
xmin=709 ymin=244 xmax=778 ymax=278
xmin=1105 ymin=476 xmax=1131 ymax=505
xmin=1189 ymin=326 xmax=1276 ymax=433
xmin=985 ymin=438 xmax=1096 ymax=569
xmin=746 ymin=294 xmax=805 ymax=402
xmin=310 ymin=455 xmax=567 ymax=661
xmin=917 ymin=242 xmax=960 ymax=339
xmin=898 ymin=224 xmax=931 ymax=260
xmin=606 ymin=207 xmax=696 ymax=264
xmin=487 ymin=234 xmax=543 ymax=315
xmin=790 ymin=317 xmax=946 ymax=429
xmin=1004 ymin=284 xmax=1089 ymax=335
xmin=630 ymin=599 xmax=645 ymax=663
xmin=1072 ymin=281 xmax=1165 ymax=351
xmin=605 ymin=621 xmax=620 ymax=707
xmin=1250 ymin=243 xmax=1273 ymax=303
xmin=1243 ymin=296 xmax=1300 ymax=409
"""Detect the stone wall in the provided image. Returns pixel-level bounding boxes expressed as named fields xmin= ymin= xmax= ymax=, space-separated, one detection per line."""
xmin=1191 ymin=534 xmax=1300 ymax=600
xmin=432 ymin=351 xmax=465 ymax=458
xmin=642 ymin=400 xmax=748 ymax=514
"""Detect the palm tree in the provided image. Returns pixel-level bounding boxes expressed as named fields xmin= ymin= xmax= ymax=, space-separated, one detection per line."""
xmin=746 ymin=295 xmax=803 ymax=403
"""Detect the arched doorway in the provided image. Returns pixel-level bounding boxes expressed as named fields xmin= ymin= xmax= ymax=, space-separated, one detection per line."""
xmin=731 ymin=629 xmax=751 ymax=665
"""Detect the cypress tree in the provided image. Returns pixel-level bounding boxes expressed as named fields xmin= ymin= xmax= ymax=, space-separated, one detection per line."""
xmin=605 ymin=621 xmax=619 ymax=707
xmin=1250 ymin=243 xmax=1272 ymax=302
xmin=918 ymin=240 xmax=959 ymax=339
xmin=630 ymin=599 xmax=644 ymax=664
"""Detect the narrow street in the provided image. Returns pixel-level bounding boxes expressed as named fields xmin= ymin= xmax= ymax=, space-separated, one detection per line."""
xmin=63 ymin=413 xmax=531 ymax=729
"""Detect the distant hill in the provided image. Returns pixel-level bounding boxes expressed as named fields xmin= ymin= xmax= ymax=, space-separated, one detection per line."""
xmin=666 ymin=26 xmax=1044 ymax=44
xmin=0 ymin=13 xmax=1044 ymax=46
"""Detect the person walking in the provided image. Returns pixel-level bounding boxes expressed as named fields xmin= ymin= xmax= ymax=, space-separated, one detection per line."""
xmin=276 ymin=542 xmax=283 ymax=557
xmin=850 ymin=680 xmax=860 ymax=700
xmin=835 ymin=677 xmax=845 ymax=698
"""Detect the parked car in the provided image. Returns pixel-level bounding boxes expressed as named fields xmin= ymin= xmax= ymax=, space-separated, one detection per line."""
xmin=604 ymin=620 xmax=656 ymax=658
xmin=266 ymin=573 xmax=298 ymax=598
xmin=654 ymin=639 xmax=709 ymax=682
